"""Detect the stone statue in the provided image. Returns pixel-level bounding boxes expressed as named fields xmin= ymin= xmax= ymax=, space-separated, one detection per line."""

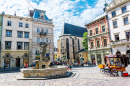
xmin=40 ymin=43 xmax=50 ymax=62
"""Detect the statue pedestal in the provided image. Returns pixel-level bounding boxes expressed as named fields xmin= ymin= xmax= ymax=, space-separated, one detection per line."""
xmin=38 ymin=61 xmax=51 ymax=69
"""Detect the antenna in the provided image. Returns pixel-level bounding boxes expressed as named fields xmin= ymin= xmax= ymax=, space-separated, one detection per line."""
xmin=25 ymin=0 xmax=35 ymax=9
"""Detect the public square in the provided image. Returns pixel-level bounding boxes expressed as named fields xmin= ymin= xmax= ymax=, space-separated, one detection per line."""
xmin=0 ymin=65 xmax=130 ymax=86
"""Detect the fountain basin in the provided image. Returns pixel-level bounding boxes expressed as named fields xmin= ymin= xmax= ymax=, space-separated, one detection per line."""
xmin=20 ymin=66 xmax=67 ymax=78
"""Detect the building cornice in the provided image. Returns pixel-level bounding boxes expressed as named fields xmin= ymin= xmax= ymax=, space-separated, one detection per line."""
xmin=32 ymin=21 xmax=54 ymax=27
xmin=106 ymin=0 xmax=129 ymax=12
xmin=3 ymin=14 xmax=32 ymax=21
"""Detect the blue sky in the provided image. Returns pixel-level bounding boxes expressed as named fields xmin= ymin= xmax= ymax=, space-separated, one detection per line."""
xmin=0 ymin=0 xmax=112 ymax=47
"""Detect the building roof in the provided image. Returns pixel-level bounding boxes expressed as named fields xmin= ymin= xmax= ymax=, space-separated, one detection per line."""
xmin=60 ymin=23 xmax=87 ymax=37
xmin=78 ymin=49 xmax=87 ymax=53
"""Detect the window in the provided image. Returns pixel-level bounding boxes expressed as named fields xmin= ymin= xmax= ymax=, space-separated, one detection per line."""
xmin=17 ymin=42 xmax=22 ymax=49
xmin=90 ymin=30 xmax=92 ymax=36
xmin=25 ymin=23 xmax=29 ymax=28
xmin=41 ymin=38 xmax=44 ymax=42
xmin=37 ymin=37 xmax=40 ymax=43
xmin=17 ymin=31 xmax=23 ymax=38
xmin=126 ymin=32 xmax=130 ymax=39
xmin=103 ymin=39 xmax=107 ymax=46
xmin=7 ymin=21 xmax=11 ymax=26
xmin=124 ymin=17 xmax=129 ymax=25
xmin=24 ymin=32 xmax=29 ymax=38
xmin=24 ymin=42 xmax=29 ymax=50
xmin=5 ymin=41 xmax=11 ymax=49
xmin=41 ymin=28 xmax=44 ymax=33
xmin=112 ymin=11 xmax=116 ymax=17
xmin=46 ymin=38 xmax=48 ymax=43
xmin=91 ymin=42 xmax=93 ymax=48
xmin=46 ymin=29 xmax=48 ymax=33
xmin=6 ymin=30 xmax=12 ymax=37
xmin=102 ymin=26 xmax=105 ymax=32
xmin=113 ymin=21 xmax=117 ymax=28
xmin=115 ymin=35 xmax=119 ymax=41
xmin=19 ymin=22 xmax=23 ymax=27
xmin=97 ymin=41 xmax=100 ymax=47
xmin=96 ymin=28 xmax=98 ymax=34
xmin=122 ymin=6 xmax=127 ymax=13
xmin=37 ymin=28 xmax=40 ymax=32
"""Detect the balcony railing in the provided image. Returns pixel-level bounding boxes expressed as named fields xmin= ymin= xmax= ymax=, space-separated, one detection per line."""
xmin=39 ymin=42 xmax=46 ymax=45
xmin=88 ymin=44 xmax=111 ymax=50
xmin=88 ymin=28 xmax=109 ymax=37
xmin=39 ymin=32 xmax=47 ymax=36
xmin=111 ymin=38 xmax=130 ymax=45
xmin=33 ymin=18 xmax=53 ymax=24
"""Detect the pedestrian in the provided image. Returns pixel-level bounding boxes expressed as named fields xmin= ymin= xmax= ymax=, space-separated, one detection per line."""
xmin=25 ymin=62 xmax=28 ymax=68
xmin=67 ymin=62 xmax=70 ymax=71
xmin=78 ymin=61 xmax=80 ymax=66
xmin=4 ymin=63 xmax=6 ymax=69
xmin=69 ymin=61 xmax=73 ymax=71
xmin=81 ymin=61 xmax=83 ymax=67
xmin=93 ymin=60 xmax=95 ymax=65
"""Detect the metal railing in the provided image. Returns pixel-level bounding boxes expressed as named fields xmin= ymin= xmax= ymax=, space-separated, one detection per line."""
xmin=39 ymin=32 xmax=47 ymax=36
xmin=33 ymin=18 xmax=53 ymax=24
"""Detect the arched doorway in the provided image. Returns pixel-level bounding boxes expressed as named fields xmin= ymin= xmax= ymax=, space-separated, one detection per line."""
xmin=16 ymin=58 xmax=20 ymax=67
xmin=126 ymin=50 xmax=130 ymax=64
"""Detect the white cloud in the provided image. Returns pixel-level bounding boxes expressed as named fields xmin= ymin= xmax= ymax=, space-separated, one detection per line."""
xmin=0 ymin=0 xmax=112 ymax=48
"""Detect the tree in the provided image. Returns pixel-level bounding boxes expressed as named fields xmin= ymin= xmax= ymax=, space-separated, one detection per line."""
xmin=82 ymin=32 xmax=88 ymax=50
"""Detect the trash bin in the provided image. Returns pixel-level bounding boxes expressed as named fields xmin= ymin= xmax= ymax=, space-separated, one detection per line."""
xmin=118 ymin=71 xmax=123 ymax=77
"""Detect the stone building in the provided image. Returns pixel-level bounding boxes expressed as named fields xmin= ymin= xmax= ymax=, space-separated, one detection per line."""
xmin=29 ymin=9 xmax=54 ymax=62
xmin=78 ymin=49 xmax=88 ymax=63
xmin=106 ymin=0 xmax=130 ymax=57
xmin=57 ymin=23 xmax=87 ymax=63
xmin=85 ymin=3 xmax=111 ymax=65
xmin=1 ymin=14 xmax=32 ymax=68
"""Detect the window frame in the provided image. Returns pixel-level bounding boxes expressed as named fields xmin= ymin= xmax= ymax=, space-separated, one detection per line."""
xmin=122 ymin=6 xmax=127 ymax=13
xmin=112 ymin=11 xmax=116 ymax=17
xmin=97 ymin=40 xmax=100 ymax=48
xmin=24 ymin=32 xmax=29 ymax=38
xmin=6 ymin=30 xmax=12 ymax=37
xmin=25 ymin=23 xmax=29 ymax=28
xmin=19 ymin=22 xmax=23 ymax=27
xmin=103 ymin=39 xmax=107 ymax=46
xmin=24 ymin=42 xmax=29 ymax=50
xmin=37 ymin=28 xmax=40 ymax=33
xmin=115 ymin=34 xmax=120 ymax=41
xmin=90 ymin=30 xmax=92 ymax=36
xmin=37 ymin=37 xmax=40 ymax=43
xmin=17 ymin=42 xmax=23 ymax=50
xmin=95 ymin=28 xmax=98 ymax=34
xmin=7 ymin=21 xmax=11 ymax=26
xmin=17 ymin=31 xmax=23 ymax=38
xmin=91 ymin=42 xmax=93 ymax=48
xmin=102 ymin=25 xmax=105 ymax=32
xmin=113 ymin=21 xmax=117 ymax=28
xmin=5 ymin=41 xmax=11 ymax=50
xmin=124 ymin=17 xmax=129 ymax=25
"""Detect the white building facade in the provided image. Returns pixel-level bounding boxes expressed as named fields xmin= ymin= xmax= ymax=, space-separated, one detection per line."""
xmin=30 ymin=9 xmax=54 ymax=62
xmin=106 ymin=0 xmax=130 ymax=56
xmin=1 ymin=14 xmax=32 ymax=68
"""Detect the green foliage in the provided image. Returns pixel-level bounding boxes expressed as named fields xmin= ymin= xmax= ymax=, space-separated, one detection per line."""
xmin=82 ymin=32 xmax=88 ymax=50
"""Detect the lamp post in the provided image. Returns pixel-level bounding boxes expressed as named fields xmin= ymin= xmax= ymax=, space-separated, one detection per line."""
xmin=60 ymin=47 xmax=66 ymax=61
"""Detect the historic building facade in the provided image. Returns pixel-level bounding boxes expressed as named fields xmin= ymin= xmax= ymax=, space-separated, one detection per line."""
xmin=57 ymin=23 xmax=87 ymax=63
xmin=1 ymin=14 xmax=32 ymax=68
xmin=85 ymin=11 xmax=111 ymax=65
xmin=106 ymin=0 xmax=130 ymax=57
xmin=29 ymin=9 xmax=54 ymax=62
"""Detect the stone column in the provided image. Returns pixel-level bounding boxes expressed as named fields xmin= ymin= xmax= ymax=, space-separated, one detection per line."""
xmin=88 ymin=52 xmax=92 ymax=64
xmin=101 ymin=51 xmax=105 ymax=64
xmin=95 ymin=53 xmax=98 ymax=65
xmin=20 ymin=58 xmax=23 ymax=67
xmin=2 ymin=59 xmax=4 ymax=68
xmin=10 ymin=58 xmax=12 ymax=68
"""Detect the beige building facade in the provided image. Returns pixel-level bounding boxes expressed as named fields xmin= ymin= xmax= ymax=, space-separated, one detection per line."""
xmin=1 ymin=14 xmax=32 ymax=68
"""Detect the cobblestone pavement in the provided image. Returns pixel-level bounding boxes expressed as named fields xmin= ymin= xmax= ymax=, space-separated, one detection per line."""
xmin=0 ymin=65 xmax=130 ymax=86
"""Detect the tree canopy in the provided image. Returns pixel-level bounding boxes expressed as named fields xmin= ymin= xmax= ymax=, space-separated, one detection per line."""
xmin=82 ymin=32 xmax=88 ymax=50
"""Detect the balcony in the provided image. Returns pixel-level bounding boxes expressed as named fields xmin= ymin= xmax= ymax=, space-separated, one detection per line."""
xmin=111 ymin=38 xmax=130 ymax=46
xmin=33 ymin=18 xmax=53 ymax=24
xmin=39 ymin=32 xmax=47 ymax=36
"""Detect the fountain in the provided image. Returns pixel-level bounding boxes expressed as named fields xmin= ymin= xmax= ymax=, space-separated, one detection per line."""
xmin=20 ymin=43 xmax=67 ymax=78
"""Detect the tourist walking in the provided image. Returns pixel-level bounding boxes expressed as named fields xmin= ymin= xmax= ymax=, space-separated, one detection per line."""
xmin=4 ymin=63 xmax=6 ymax=69
xmin=69 ymin=61 xmax=73 ymax=71
xmin=67 ymin=62 xmax=70 ymax=71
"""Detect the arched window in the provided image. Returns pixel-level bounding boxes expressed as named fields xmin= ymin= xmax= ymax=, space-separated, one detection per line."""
xmin=72 ymin=39 xmax=75 ymax=59
xmin=66 ymin=38 xmax=69 ymax=59
xmin=78 ymin=39 xmax=80 ymax=50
